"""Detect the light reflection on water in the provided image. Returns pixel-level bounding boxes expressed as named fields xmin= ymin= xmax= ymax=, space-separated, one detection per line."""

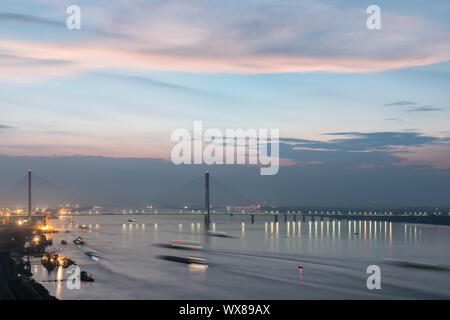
xmin=32 ymin=215 xmax=450 ymax=300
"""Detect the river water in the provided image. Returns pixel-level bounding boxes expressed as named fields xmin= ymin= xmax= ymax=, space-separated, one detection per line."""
xmin=32 ymin=215 xmax=450 ymax=299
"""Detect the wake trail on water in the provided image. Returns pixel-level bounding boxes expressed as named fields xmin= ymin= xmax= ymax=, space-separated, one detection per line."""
xmin=202 ymin=247 xmax=362 ymax=271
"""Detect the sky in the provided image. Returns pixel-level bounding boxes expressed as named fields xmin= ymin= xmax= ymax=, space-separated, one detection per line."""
xmin=0 ymin=0 xmax=449 ymax=207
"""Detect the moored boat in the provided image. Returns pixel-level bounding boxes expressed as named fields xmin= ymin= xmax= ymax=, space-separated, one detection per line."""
xmin=73 ymin=237 xmax=85 ymax=245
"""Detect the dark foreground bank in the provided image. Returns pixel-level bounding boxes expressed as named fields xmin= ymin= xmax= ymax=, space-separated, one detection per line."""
xmin=0 ymin=225 xmax=56 ymax=300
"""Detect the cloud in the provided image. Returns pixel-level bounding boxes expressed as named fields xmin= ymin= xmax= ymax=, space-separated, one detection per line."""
xmin=1 ymin=0 xmax=450 ymax=79
xmin=394 ymin=143 xmax=450 ymax=169
xmin=0 ymin=124 xmax=13 ymax=129
xmin=354 ymin=163 xmax=377 ymax=169
xmin=282 ymin=132 xmax=439 ymax=152
xmin=0 ymin=12 xmax=62 ymax=27
xmin=0 ymin=51 xmax=72 ymax=66
xmin=384 ymin=100 xmax=444 ymax=113
xmin=385 ymin=101 xmax=417 ymax=106
xmin=0 ymin=11 xmax=128 ymax=39
xmin=279 ymin=131 xmax=449 ymax=169
xmin=405 ymin=106 xmax=443 ymax=112
xmin=98 ymin=73 xmax=215 ymax=96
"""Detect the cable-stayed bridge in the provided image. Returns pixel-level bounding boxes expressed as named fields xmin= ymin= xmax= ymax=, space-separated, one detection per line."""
xmin=0 ymin=171 xmax=85 ymax=209
xmin=1 ymin=170 xmax=449 ymax=225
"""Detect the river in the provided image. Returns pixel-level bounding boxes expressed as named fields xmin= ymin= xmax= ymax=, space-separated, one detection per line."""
xmin=32 ymin=215 xmax=450 ymax=299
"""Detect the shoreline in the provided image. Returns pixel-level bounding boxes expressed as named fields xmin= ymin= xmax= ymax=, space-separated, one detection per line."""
xmin=0 ymin=225 xmax=57 ymax=300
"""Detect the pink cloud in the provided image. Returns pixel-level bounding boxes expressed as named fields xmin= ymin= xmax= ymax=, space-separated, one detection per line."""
xmin=1 ymin=1 xmax=449 ymax=80
xmin=393 ymin=144 xmax=450 ymax=170
xmin=354 ymin=163 xmax=377 ymax=169
xmin=1 ymin=38 xmax=449 ymax=81
xmin=306 ymin=161 xmax=326 ymax=165
xmin=279 ymin=158 xmax=298 ymax=166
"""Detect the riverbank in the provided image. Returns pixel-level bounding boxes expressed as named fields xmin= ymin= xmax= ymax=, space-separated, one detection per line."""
xmin=0 ymin=225 xmax=56 ymax=300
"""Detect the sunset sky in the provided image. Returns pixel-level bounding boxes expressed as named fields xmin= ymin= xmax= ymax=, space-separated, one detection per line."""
xmin=0 ymin=0 xmax=449 ymax=206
